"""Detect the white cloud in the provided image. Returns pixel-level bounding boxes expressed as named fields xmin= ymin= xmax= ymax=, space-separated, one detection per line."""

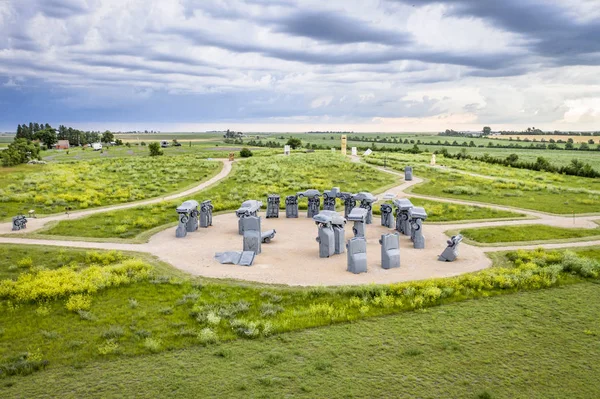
xmin=0 ymin=0 xmax=599 ymax=131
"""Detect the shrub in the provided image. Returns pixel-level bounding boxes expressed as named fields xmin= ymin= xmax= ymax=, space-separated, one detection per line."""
xmin=65 ymin=294 xmax=92 ymax=312
xmin=97 ymin=340 xmax=120 ymax=355
xmin=35 ymin=304 xmax=50 ymax=316
xmin=143 ymin=338 xmax=162 ymax=353
xmin=0 ymin=352 xmax=48 ymax=377
xmin=240 ymin=148 xmax=253 ymax=158
xmin=0 ymin=259 xmax=153 ymax=302
xmin=101 ymin=325 xmax=125 ymax=340
xmin=148 ymin=142 xmax=163 ymax=156
xmin=17 ymin=257 xmax=33 ymax=268
xmin=198 ymin=328 xmax=218 ymax=344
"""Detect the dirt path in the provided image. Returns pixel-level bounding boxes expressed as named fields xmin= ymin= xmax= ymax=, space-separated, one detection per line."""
xmin=0 ymin=159 xmax=232 ymax=235
xmin=1 ymin=158 xmax=599 ymax=286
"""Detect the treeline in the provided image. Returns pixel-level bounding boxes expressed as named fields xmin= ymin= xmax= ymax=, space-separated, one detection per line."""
xmin=440 ymin=127 xmax=600 ymax=137
xmin=15 ymin=123 xmax=104 ymax=147
xmin=346 ymin=135 xmax=600 ymax=152
xmin=3 ymin=123 xmax=118 ymax=167
xmin=437 ymin=148 xmax=600 ymax=179
xmin=56 ymin=125 xmax=101 ymax=146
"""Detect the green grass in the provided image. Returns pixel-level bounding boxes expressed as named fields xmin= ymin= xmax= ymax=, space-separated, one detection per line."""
xmin=366 ymin=154 xmax=600 ymax=214
xmin=407 ymin=198 xmax=524 ymax=222
xmin=40 ymin=152 xmax=398 ymax=239
xmin=460 ymin=224 xmax=600 ymax=244
xmin=257 ymin=132 xmax=600 ymax=169
xmin=2 ymin=281 xmax=600 ymax=398
xmin=42 ymin=143 xmax=278 ymax=162
xmin=0 ymin=155 xmax=222 ymax=219
xmin=0 ymin=244 xmax=599 ymax=386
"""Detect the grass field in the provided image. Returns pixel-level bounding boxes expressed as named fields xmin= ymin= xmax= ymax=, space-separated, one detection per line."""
xmin=0 ymin=244 xmax=599 ymax=381
xmin=0 ymin=156 xmax=222 ymax=220
xmin=368 ymin=152 xmax=600 ymax=192
xmin=0 ymin=247 xmax=598 ymax=397
xmin=40 ymin=153 xmax=398 ymax=239
xmin=41 ymin=143 xmax=276 ymax=162
xmin=460 ymin=224 xmax=600 ymax=244
xmin=365 ymin=154 xmax=600 ymax=214
xmin=253 ymin=132 xmax=600 ymax=169
xmin=383 ymin=197 xmax=525 ymax=222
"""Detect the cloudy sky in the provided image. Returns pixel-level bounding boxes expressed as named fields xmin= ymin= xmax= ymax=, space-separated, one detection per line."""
xmin=1 ymin=0 xmax=599 ymax=132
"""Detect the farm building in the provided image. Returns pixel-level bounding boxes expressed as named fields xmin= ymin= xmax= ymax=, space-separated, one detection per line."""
xmin=55 ymin=140 xmax=70 ymax=149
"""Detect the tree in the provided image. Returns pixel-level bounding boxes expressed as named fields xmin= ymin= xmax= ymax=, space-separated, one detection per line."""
xmin=1 ymin=139 xmax=41 ymax=166
xmin=506 ymin=153 xmax=519 ymax=164
xmin=148 ymin=142 xmax=163 ymax=156
xmin=101 ymin=131 xmax=115 ymax=143
xmin=286 ymin=137 xmax=302 ymax=149
xmin=33 ymin=128 xmax=57 ymax=149
xmin=483 ymin=126 xmax=491 ymax=135
xmin=240 ymin=148 xmax=253 ymax=158
xmin=565 ymin=141 xmax=574 ymax=150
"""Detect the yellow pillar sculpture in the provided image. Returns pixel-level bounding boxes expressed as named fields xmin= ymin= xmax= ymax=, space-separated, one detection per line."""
xmin=341 ymin=135 xmax=347 ymax=155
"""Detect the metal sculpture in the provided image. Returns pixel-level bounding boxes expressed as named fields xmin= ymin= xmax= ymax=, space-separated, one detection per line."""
xmin=199 ymin=200 xmax=213 ymax=228
xmin=175 ymin=200 xmax=199 ymax=238
xmin=380 ymin=233 xmax=400 ymax=269
xmin=409 ymin=206 xmax=427 ymax=249
xmin=439 ymin=234 xmax=463 ymax=262
xmin=297 ymin=189 xmax=321 ymax=218
xmin=380 ymin=203 xmax=394 ymax=228
xmin=235 ymin=200 xmax=262 ymax=235
xmin=266 ymin=194 xmax=280 ymax=218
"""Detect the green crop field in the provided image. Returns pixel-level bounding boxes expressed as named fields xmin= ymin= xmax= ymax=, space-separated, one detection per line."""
xmin=0 ymin=156 xmax=222 ymax=220
xmin=0 ymin=244 xmax=599 ymax=397
xmin=460 ymin=224 xmax=600 ymax=244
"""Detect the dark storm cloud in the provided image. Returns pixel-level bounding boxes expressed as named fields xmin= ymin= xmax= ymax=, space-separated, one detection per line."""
xmin=273 ymin=10 xmax=410 ymax=45
xmin=70 ymin=57 xmax=225 ymax=78
xmin=393 ymin=0 xmax=600 ymax=62
xmin=170 ymin=26 xmax=517 ymax=70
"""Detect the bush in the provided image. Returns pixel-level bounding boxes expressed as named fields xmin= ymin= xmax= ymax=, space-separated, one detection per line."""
xmin=149 ymin=142 xmax=163 ymax=156
xmin=0 ymin=352 xmax=49 ymax=377
xmin=198 ymin=328 xmax=218 ymax=344
xmin=65 ymin=294 xmax=92 ymax=312
xmin=286 ymin=138 xmax=302 ymax=149
xmin=2 ymin=139 xmax=41 ymax=167
xmin=0 ymin=259 xmax=153 ymax=302
xmin=240 ymin=148 xmax=253 ymax=158
xmin=143 ymin=338 xmax=162 ymax=353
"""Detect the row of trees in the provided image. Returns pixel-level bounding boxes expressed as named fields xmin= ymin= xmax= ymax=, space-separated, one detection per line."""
xmin=3 ymin=123 xmax=121 ymax=167
xmin=437 ymin=148 xmax=600 ymax=178
xmin=343 ymin=135 xmax=600 ymax=152
xmin=442 ymin=127 xmax=600 ymax=136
